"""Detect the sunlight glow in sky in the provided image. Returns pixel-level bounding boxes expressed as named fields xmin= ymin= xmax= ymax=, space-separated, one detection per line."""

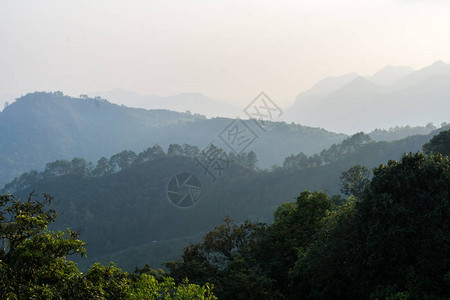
xmin=1 ymin=0 xmax=450 ymax=107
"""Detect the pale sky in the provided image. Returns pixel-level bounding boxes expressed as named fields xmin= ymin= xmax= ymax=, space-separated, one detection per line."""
xmin=1 ymin=0 xmax=450 ymax=107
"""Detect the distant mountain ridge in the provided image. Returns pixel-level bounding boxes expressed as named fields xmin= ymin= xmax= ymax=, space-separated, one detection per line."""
xmin=91 ymin=89 xmax=242 ymax=118
xmin=367 ymin=65 xmax=413 ymax=86
xmin=0 ymin=92 xmax=346 ymax=187
xmin=284 ymin=61 xmax=450 ymax=133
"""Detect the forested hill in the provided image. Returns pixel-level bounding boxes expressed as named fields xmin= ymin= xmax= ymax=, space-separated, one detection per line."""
xmin=0 ymin=91 xmax=346 ymax=187
xmin=8 ymin=127 xmax=448 ymax=271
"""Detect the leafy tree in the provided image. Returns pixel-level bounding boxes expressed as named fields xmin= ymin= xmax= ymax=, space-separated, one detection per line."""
xmin=320 ymin=132 xmax=372 ymax=163
xmin=0 ymin=193 xmax=217 ymax=299
xmin=340 ymin=132 xmax=372 ymax=153
xmin=133 ymin=263 xmax=166 ymax=280
xmin=350 ymin=153 xmax=450 ymax=299
xmin=320 ymin=143 xmax=340 ymax=163
xmin=256 ymin=191 xmax=335 ymax=296
xmin=44 ymin=159 xmax=72 ymax=176
xmin=135 ymin=145 xmax=166 ymax=164
xmin=283 ymin=152 xmax=308 ymax=169
xmin=339 ymin=165 xmax=371 ymax=199
xmin=283 ymin=152 xmax=323 ymax=170
xmin=168 ymin=217 xmax=264 ymax=276
xmin=0 ymin=170 xmax=41 ymax=194
xmin=168 ymin=144 xmax=184 ymax=156
xmin=92 ymin=156 xmax=112 ymax=177
xmin=0 ymin=193 xmax=86 ymax=299
xmin=183 ymin=144 xmax=200 ymax=157
xmin=308 ymin=154 xmax=323 ymax=168
xmin=246 ymin=151 xmax=258 ymax=169
xmin=292 ymin=197 xmax=357 ymax=299
xmin=300 ymin=153 xmax=450 ymax=299
xmin=129 ymin=275 xmax=217 ymax=300
xmin=167 ymin=243 xmax=219 ymax=287
xmin=109 ymin=150 xmax=137 ymax=171
xmin=423 ymin=129 xmax=450 ymax=156
xmin=167 ymin=217 xmax=269 ymax=299
xmin=84 ymin=263 xmax=131 ymax=298
xmin=71 ymin=157 xmax=90 ymax=176
xmin=229 ymin=152 xmax=248 ymax=166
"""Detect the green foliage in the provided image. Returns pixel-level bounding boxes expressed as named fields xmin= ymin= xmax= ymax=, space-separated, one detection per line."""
xmin=0 ymin=193 xmax=216 ymax=299
xmin=298 ymin=153 xmax=450 ymax=299
xmin=167 ymin=217 xmax=271 ymax=299
xmin=135 ymin=144 xmax=165 ymax=164
xmin=2 ymin=127 xmax=440 ymax=270
xmin=109 ymin=150 xmax=138 ymax=171
xmin=2 ymin=143 xmax=261 ymax=195
xmin=351 ymin=153 xmax=450 ymax=298
xmin=167 ymin=193 xmax=336 ymax=299
xmin=92 ymin=156 xmax=113 ymax=176
xmin=293 ymin=198 xmax=357 ymax=299
xmin=246 ymin=151 xmax=258 ymax=170
xmin=0 ymin=193 xmax=87 ymax=299
xmin=369 ymin=123 xmax=437 ymax=142
xmin=169 ymin=153 xmax=450 ymax=299
xmin=227 ymin=151 xmax=259 ymax=169
xmin=339 ymin=164 xmax=371 ymax=199
xmin=129 ymin=275 xmax=217 ymax=300
xmin=320 ymin=132 xmax=372 ymax=164
xmin=258 ymin=191 xmax=335 ymax=297
xmin=0 ymin=91 xmax=346 ymax=187
xmin=168 ymin=144 xmax=184 ymax=156
xmin=423 ymin=129 xmax=450 ymax=156
xmin=283 ymin=132 xmax=373 ymax=170
xmin=2 ymin=124 xmax=449 ymax=298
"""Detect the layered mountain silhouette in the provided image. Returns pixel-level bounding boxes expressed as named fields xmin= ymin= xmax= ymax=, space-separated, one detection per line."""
xmin=0 ymin=92 xmax=345 ymax=187
xmin=284 ymin=61 xmax=450 ymax=133
xmin=92 ymin=89 xmax=242 ymax=118
xmin=10 ymin=125 xmax=446 ymax=271
xmin=84 ymin=61 xmax=450 ymax=135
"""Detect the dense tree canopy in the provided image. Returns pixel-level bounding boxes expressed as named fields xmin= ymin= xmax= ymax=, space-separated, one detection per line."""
xmin=167 ymin=153 xmax=450 ymax=299
xmin=339 ymin=164 xmax=371 ymax=199
xmin=2 ymin=128 xmax=449 ymax=299
xmin=423 ymin=129 xmax=450 ymax=156
xmin=0 ymin=193 xmax=217 ymax=299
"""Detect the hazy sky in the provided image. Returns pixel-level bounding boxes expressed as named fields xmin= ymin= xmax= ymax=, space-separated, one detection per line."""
xmin=1 ymin=0 xmax=450 ymax=107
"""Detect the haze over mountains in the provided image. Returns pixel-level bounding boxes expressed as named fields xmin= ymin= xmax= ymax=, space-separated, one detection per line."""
xmin=0 ymin=92 xmax=345 ymax=187
xmin=2 ymin=58 xmax=449 ymax=187
xmin=284 ymin=60 xmax=450 ymax=133
xmin=85 ymin=60 xmax=450 ymax=134
xmin=91 ymin=89 xmax=243 ymax=119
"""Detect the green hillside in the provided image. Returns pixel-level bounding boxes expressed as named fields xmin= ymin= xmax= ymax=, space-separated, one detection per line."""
xmin=7 ymin=127 xmax=448 ymax=271
xmin=0 ymin=92 xmax=346 ymax=187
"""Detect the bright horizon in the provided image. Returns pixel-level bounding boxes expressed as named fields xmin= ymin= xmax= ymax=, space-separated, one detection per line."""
xmin=2 ymin=0 xmax=450 ymax=107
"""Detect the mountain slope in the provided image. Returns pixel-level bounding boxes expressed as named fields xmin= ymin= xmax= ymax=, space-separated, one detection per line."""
xmin=285 ymin=61 xmax=450 ymax=133
xmin=393 ymin=60 xmax=450 ymax=89
xmin=10 ymin=127 xmax=447 ymax=271
xmin=92 ymin=89 xmax=242 ymax=118
xmin=367 ymin=65 xmax=413 ymax=86
xmin=285 ymin=76 xmax=383 ymax=132
xmin=0 ymin=92 xmax=346 ymax=186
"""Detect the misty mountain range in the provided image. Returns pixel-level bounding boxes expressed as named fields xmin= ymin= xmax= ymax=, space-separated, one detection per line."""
xmin=90 ymin=90 xmax=243 ymax=119
xmin=0 ymin=92 xmax=345 ymax=187
xmin=2 ymin=61 xmax=448 ymax=135
xmin=284 ymin=60 xmax=450 ymax=133
xmin=86 ymin=60 xmax=450 ymax=134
